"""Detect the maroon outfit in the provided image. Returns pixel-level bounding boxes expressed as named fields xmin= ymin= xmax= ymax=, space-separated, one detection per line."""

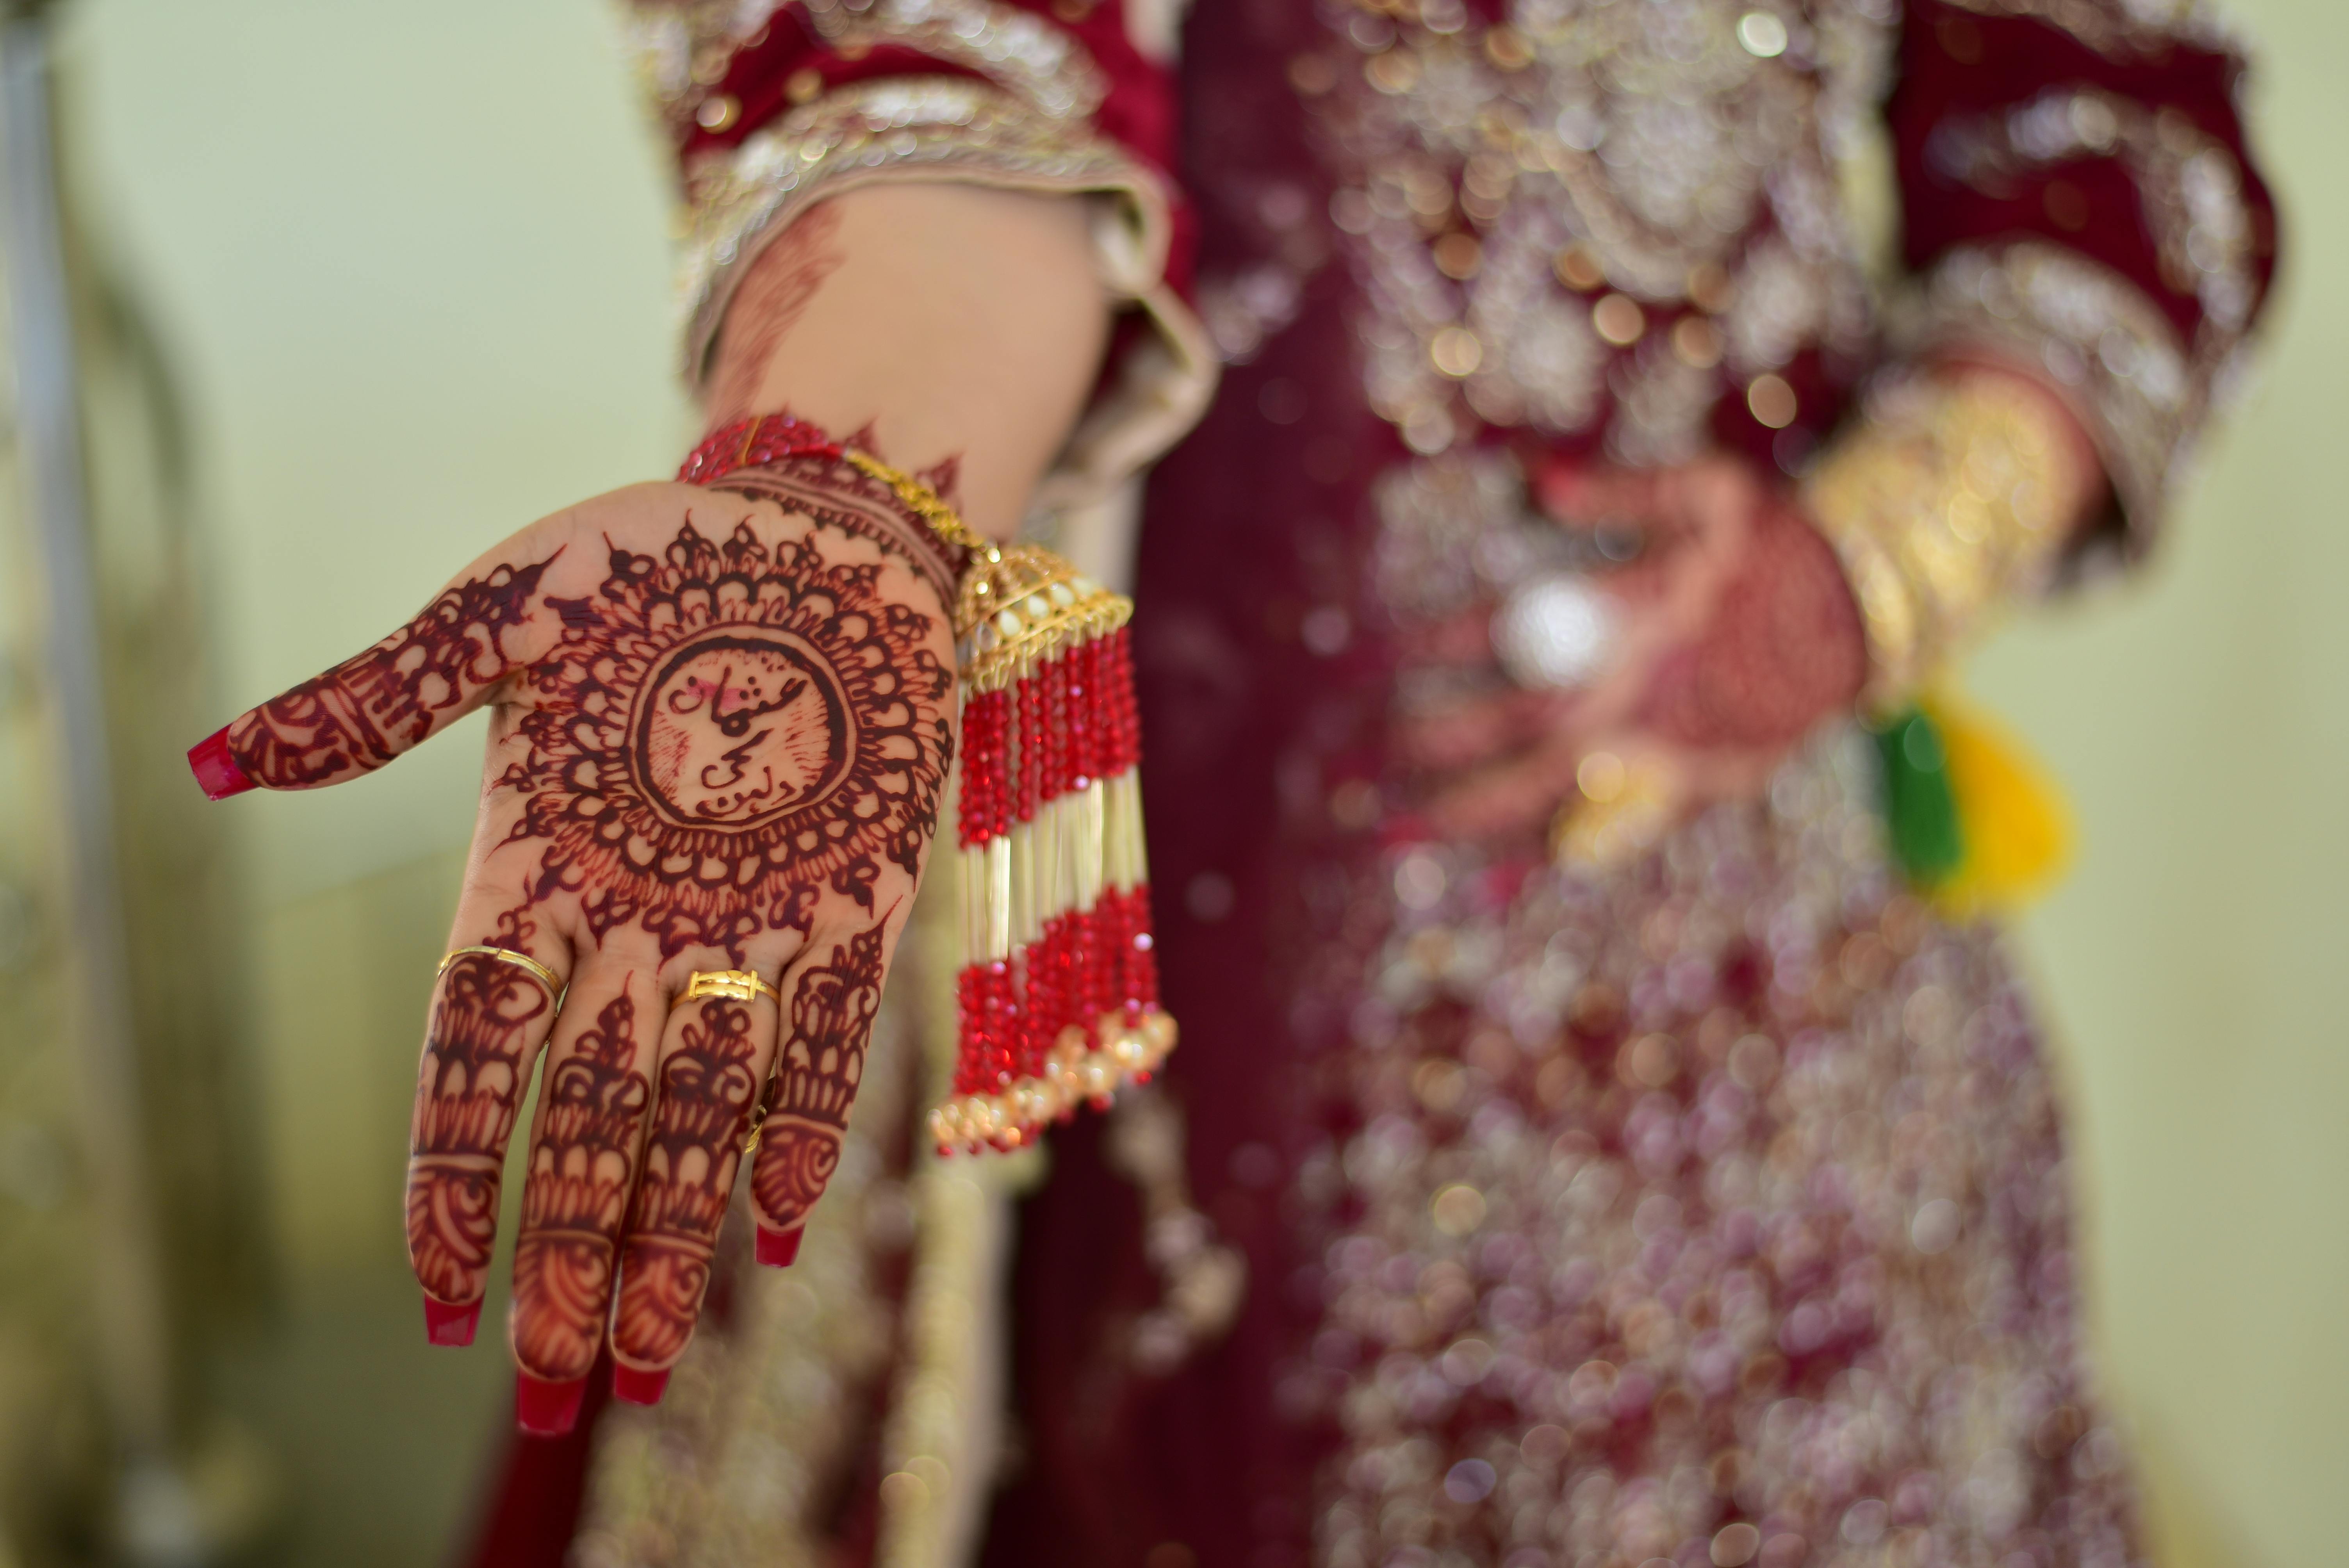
xmin=468 ymin=2 xmax=2274 ymax=1563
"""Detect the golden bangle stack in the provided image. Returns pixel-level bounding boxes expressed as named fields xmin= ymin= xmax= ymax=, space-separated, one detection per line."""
xmin=1801 ymin=376 xmax=2078 ymax=705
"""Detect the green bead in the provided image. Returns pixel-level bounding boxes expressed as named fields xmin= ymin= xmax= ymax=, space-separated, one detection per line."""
xmin=1873 ymin=706 xmax=1964 ymax=889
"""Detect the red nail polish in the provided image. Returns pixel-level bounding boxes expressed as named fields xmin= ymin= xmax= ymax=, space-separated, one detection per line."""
xmin=422 ymin=1294 xmax=481 ymax=1347
xmin=756 ymin=1223 xmax=804 ymax=1267
xmin=187 ymin=726 xmax=255 ymax=800
xmin=515 ymin=1373 xmax=589 ymax=1436
xmin=612 ymin=1363 xmax=671 ymax=1406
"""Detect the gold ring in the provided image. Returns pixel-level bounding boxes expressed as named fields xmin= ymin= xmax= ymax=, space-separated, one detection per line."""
xmin=437 ymin=945 xmax=566 ymax=1012
xmin=684 ymin=969 xmax=782 ymax=1006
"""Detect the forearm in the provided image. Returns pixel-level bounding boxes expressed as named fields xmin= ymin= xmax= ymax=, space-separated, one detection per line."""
xmin=701 ymin=182 xmax=1112 ymax=541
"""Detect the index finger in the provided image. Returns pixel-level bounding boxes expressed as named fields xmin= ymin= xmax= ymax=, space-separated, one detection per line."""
xmin=409 ymin=918 xmax=574 ymax=1342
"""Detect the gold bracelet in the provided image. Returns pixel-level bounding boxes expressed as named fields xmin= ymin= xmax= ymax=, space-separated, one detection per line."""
xmin=1802 ymin=376 xmax=2079 ymax=704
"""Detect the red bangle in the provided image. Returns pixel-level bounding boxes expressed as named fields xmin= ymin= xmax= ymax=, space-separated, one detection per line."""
xmin=679 ymin=413 xmax=970 ymax=597
xmin=676 ymin=414 xmax=845 ymax=485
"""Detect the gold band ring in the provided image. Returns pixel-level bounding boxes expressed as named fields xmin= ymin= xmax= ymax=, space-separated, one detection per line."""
xmin=437 ymin=946 xmax=566 ymax=1012
xmin=684 ymin=969 xmax=782 ymax=1007
xmin=684 ymin=971 xmax=783 ymax=1153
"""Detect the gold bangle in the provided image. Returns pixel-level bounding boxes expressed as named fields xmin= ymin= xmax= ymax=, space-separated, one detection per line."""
xmin=437 ymin=945 xmax=566 ymax=1012
xmin=684 ymin=969 xmax=782 ymax=1006
xmin=1801 ymin=375 xmax=2078 ymax=704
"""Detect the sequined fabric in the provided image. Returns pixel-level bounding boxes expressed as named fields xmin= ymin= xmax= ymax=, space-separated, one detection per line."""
xmin=1237 ymin=436 xmax=2146 ymax=1567
xmin=1293 ymin=733 xmax=2139 ymax=1568
xmin=497 ymin=2 xmax=2279 ymax=1564
xmin=1308 ymin=0 xmax=1886 ymax=469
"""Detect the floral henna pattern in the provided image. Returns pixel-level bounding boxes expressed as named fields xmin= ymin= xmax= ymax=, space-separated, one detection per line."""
xmin=510 ymin=987 xmax=652 ymax=1381
xmin=709 ymin=463 xmax=962 ymax=609
xmin=408 ymin=948 xmax=557 ymax=1304
xmin=509 ymin=519 xmax=954 ymax=960
xmin=1643 ymin=503 xmax=1868 ymax=750
xmin=230 ymin=461 xmax=958 ymax=1370
xmin=611 ymin=998 xmax=762 ymax=1370
xmin=751 ymin=919 xmax=888 ymax=1231
xmin=230 ymin=559 xmax=553 ymax=788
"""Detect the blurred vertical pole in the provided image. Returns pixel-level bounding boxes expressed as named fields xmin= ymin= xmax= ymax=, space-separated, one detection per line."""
xmin=0 ymin=4 xmax=203 ymax=1563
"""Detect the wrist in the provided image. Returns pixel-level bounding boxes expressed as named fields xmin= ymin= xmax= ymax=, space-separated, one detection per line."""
xmin=677 ymin=413 xmax=969 ymax=613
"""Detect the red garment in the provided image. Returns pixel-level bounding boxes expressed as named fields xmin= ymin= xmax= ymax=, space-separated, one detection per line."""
xmin=467 ymin=1 xmax=2275 ymax=1562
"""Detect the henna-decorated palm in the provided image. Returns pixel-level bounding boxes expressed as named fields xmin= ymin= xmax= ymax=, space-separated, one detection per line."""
xmin=1405 ymin=455 xmax=1869 ymax=840
xmin=203 ymin=472 xmax=956 ymax=1425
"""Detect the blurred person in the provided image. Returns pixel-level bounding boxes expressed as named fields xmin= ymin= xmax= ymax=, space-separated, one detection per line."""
xmin=185 ymin=0 xmax=2274 ymax=1565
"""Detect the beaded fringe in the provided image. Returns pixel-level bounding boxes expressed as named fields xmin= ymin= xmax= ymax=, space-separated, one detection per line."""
xmin=932 ymin=547 xmax=1175 ymax=1154
xmin=675 ymin=414 xmax=1176 ymax=1157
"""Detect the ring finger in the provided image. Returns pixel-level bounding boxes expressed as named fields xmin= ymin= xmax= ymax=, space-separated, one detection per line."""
xmin=505 ymin=954 xmax=661 ymax=1426
xmin=406 ymin=893 xmax=573 ymax=1346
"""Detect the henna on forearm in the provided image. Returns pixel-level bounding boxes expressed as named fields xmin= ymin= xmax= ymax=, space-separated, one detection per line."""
xmin=706 ymin=203 xmax=847 ymax=428
xmin=750 ymin=917 xmax=889 ymax=1236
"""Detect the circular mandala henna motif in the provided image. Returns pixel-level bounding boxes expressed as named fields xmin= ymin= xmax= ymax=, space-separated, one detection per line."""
xmin=512 ymin=520 xmax=952 ymax=956
xmin=635 ymin=630 xmax=851 ymax=826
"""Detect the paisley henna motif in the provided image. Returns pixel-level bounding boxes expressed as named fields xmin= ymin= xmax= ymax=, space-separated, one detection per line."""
xmin=611 ymin=998 xmax=762 ymax=1370
xmin=510 ymin=987 xmax=652 ymax=1381
xmin=752 ymin=919 xmax=887 ymax=1231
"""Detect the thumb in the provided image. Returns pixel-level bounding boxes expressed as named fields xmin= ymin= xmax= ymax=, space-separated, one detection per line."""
xmin=189 ymin=545 xmax=567 ymax=798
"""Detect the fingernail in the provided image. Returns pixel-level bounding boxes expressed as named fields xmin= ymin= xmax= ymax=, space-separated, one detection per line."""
xmin=422 ymin=1294 xmax=481 ymax=1347
xmin=515 ymin=1373 xmax=589 ymax=1437
xmin=612 ymin=1363 xmax=671 ymax=1406
xmin=187 ymin=726 xmax=255 ymax=800
xmin=756 ymin=1223 xmax=804 ymax=1267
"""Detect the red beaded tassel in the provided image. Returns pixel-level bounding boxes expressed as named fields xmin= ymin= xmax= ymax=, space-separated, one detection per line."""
xmin=678 ymin=414 xmax=1175 ymax=1157
xmin=933 ymin=574 xmax=1173 ymax=1154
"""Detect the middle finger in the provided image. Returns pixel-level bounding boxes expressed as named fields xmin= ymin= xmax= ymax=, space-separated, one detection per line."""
xmin=607 ymin=971 xmax=785 ymax=1399
xmin=505 ymin=955 xmax=660 ymax=1424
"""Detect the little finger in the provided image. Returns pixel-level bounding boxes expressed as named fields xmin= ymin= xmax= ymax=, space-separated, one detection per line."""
xmin=748 ymin=912 xmax=909 ymax=1263
xmin=406 ymin=913 xmax=572 ymax=1348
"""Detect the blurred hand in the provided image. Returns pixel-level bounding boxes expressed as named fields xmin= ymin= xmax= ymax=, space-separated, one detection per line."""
xmin=1405 ymin=454 xmax=1868 ymax=847
xmin=204 ymin=474 xmax=955 ymax=1418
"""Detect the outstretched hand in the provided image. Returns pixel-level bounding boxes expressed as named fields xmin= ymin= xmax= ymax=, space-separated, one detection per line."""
xmin=194 ymin=470 xmax=956 ymax=1426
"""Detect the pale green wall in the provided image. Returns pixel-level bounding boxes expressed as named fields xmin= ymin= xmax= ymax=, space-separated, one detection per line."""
xmin=56 ymin=1 xmax=2347 ymax=1564
xmin=1966 ymin=2 xmax=2349 ymax=1556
